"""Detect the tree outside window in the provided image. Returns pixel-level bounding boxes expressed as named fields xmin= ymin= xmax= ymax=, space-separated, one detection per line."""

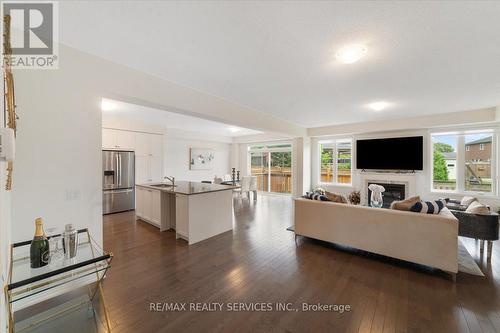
xmin=432 ymin=136 xmax=456 ymax=191
xmin=432 ymin=132 xmax=494 ymax=193
xmin=320 ymin=144 xmax=334 ymax=183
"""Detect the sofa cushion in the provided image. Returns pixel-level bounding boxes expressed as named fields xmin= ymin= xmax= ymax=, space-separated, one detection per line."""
xmin=446 ymin=202 xmax=468 ymax=212
xmin=460 ymin=196 xmax=477 ymax=207
xmin=390 ymin=196 xmax=420 ymax=211
xmin=465 ymin=200 xmax=490 ymax=215
xmin=305 ymin=192 xmax=330 ymax=201
xmin=410 ymin=200 xmax=446 ymax=214
xmin=325 ymin=191 xmax=347 ymax=203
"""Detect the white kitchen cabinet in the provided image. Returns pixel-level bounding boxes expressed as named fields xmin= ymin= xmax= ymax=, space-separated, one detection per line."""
xmin=136 ymin=184 xmax=234 ymax=242
xmin=149 ymin=156 xmax=163 ymax=182
xmin=102 ymin=128 xmax=115 ymax=149
xmin=135 ymin=155 xmax=162 ymax=183
xmin=135 ymin=186 xmax=145 ymax=218
xmin=135 ymin=132 xmax=163 ymax=183
xmin=135 ymin=132 xmax=150 ymax=156
xmin=149 ymin=135 xmax=163 ymax=157
xmin=135 ymin=132 xmax=163 ymax=157
xmin=102 ymin=128 xmax=135 ymax=150
xmin=102 ymin=127 xmax=163 ymax=183
xmin=175 ymin=194 xmax=189 ymax=239
xmin=135 ymin=155 xmax=150 ymax=183
xmin=150 ymin=190 xmax=161 ymax=225
xmin=115 ymin=130 xmax=135 ymax=150
xmin=135 ymin=186 xmax=161 ymax=228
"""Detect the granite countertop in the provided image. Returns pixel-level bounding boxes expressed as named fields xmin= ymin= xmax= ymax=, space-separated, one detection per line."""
xmin=136 ymin=181 xmax=237 ymax=195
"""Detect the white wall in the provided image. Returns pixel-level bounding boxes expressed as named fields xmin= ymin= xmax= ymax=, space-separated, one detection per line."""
xmin=164 ymin=135 xmax=231 ymax=182
xmin=0 ymin=109 xmax=11 ymax=333
xmin=238 ymin=143 xmax=249 ymax=177
xmin=309 ymin=108 xmax=497 ymax=137
xmin=301 ymin=137 xmax=311 ymax=195
xmin=102 ymin=113 xmax=164 ymax=134
xmin=13 ymin=67 xmax=103 ymax=245
xmin=292 ymin=137 xmax=311 ymax=197
xmin=230 ymin=143 xmax=240 ymax=171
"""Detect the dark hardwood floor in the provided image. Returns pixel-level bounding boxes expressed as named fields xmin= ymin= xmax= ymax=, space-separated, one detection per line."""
xmin=102 ymin=195 xmax=500 ymax=333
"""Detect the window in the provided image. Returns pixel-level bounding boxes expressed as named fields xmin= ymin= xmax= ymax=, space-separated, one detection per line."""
xmin=249 ymin=143 xmax=292 ymax=194
xmin=432 ymin=130 xmax=494 ymax=194
xmin=432 ymin=134 xmax=457 ymax=191
xmin=466 ymin=135 xmax=491 ymax=193
xmin=319 ymin=139 xmax=352 ymax=185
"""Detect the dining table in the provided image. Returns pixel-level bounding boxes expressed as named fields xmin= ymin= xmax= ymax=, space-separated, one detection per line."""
xmin=220 ymin=180 xmax=241 ymax=186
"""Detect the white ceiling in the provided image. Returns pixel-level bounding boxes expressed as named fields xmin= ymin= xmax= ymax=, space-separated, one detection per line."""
xmin=61 ymin=1 xmax=500 ymax=128
xmin=102 ymin=99 xmax=262 ymax=137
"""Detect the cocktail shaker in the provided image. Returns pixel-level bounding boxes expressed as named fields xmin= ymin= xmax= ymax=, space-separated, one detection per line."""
xmin=62 ymin=224 xmax=78 ymax=259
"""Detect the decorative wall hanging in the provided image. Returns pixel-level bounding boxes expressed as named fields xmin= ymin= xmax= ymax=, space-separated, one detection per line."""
xmin=3 ymin=15 xmax=17 ymax=191
xmin=190 ymin=148 xmax=215 ymax=170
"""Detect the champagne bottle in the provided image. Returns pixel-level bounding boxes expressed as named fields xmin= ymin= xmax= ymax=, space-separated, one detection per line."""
xmin=30 ymin=218 xmax=50 ymax=268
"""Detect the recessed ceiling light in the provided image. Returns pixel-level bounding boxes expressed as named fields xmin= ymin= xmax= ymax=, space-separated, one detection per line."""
xmin=368 ymin=101 xmax=390 ymax=111
xmin=335 ymin=44 xmax=367 ymax=64
xmin=229 ymin=127 xmax=240 ymax=133
xmin=101 ymin=100 xmax=116 ymax=111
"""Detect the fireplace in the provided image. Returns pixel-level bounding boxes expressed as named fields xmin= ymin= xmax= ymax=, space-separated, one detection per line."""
xmin=367 ymin=182 xmax=405 ymax=209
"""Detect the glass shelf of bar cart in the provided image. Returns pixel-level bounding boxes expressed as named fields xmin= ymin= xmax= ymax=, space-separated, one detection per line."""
xmin=5 ymin=228 xmax=113 ymax=333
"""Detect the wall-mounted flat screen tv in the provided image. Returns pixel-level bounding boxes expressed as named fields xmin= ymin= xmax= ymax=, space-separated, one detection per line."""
xmin=356 ymin=136 xmax=424 ymax=170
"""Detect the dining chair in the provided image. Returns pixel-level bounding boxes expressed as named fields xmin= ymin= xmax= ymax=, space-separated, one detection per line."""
xmin=249 ymin=176 xmax=258 ymax=201
xmin=234 ymin=176 xmax=252 ymax=199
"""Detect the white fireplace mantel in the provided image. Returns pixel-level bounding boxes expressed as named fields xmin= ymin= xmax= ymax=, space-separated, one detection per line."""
xmin=358 ymin=171 xmax=418 ymax=205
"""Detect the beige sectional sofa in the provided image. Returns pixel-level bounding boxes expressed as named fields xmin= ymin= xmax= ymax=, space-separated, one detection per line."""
xmin=294 ymin=198 xmax=459 ymax=278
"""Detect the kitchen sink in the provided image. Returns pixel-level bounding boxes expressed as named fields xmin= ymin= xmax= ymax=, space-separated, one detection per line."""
xmin=150 ymin=183 xmax=176 ymax=188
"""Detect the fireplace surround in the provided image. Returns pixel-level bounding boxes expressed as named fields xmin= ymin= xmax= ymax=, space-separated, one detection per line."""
xmin=359 ymin=172 xmax=417 ymax=206
xmin=368 ymin=182 xmax=405 ymax=208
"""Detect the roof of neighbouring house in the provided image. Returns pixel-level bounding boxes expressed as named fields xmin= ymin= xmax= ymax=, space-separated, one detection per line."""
xmin=466 ymin=136 xmax=492 ymax=145
xmin=442 ymin=152 xmax=457 ymax=159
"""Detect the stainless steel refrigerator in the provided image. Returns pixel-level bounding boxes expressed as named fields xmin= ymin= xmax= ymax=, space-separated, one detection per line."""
xmin=102 ymin=150 xmax=135 ymax=214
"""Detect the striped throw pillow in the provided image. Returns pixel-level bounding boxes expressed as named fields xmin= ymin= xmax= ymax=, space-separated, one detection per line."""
xmin=305 ymin=192 xmax=330 ymax=201
xmin=410 ymin=200 xmax=446 ymax=214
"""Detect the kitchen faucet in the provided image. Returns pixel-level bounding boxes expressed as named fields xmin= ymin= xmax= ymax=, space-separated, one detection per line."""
xmin=164 ymin=176 xmax=175 ymax=186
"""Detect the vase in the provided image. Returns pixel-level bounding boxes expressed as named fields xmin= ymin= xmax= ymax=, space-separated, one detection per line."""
xmin=370 ymin=191 xmax=383 ymax=208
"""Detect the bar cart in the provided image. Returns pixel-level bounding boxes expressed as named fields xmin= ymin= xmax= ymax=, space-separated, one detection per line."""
xmin=4 ymin=229 xmax=113 ymax=332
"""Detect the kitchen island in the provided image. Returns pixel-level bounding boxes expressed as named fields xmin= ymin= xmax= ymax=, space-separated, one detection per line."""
xmin=135 ymin=181 xmax=236 ymax=245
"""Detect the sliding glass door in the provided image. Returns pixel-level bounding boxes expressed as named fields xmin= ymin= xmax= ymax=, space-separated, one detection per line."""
xmin=270 ymin=151 xmax=292 ymax=193
xmin=249 ymin=143 xmax=292 ymax=194
xmin=250 ymin=151 xmax=269 ymax=192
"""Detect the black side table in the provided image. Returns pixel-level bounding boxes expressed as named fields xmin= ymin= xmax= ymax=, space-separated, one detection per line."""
xmin=450 ymin=210 xmax=499 ymax=260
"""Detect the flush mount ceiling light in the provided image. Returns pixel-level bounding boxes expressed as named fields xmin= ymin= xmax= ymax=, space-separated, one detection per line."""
xmin=101 ymin=100 xmax=116 ymax=111
xmin=368 ymin=101 xmax=390 ymax=111
xmin=335 ymin=44 xmax=367 ymax=64
xmin=229 ymin=127 xmax=240 ymax=133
